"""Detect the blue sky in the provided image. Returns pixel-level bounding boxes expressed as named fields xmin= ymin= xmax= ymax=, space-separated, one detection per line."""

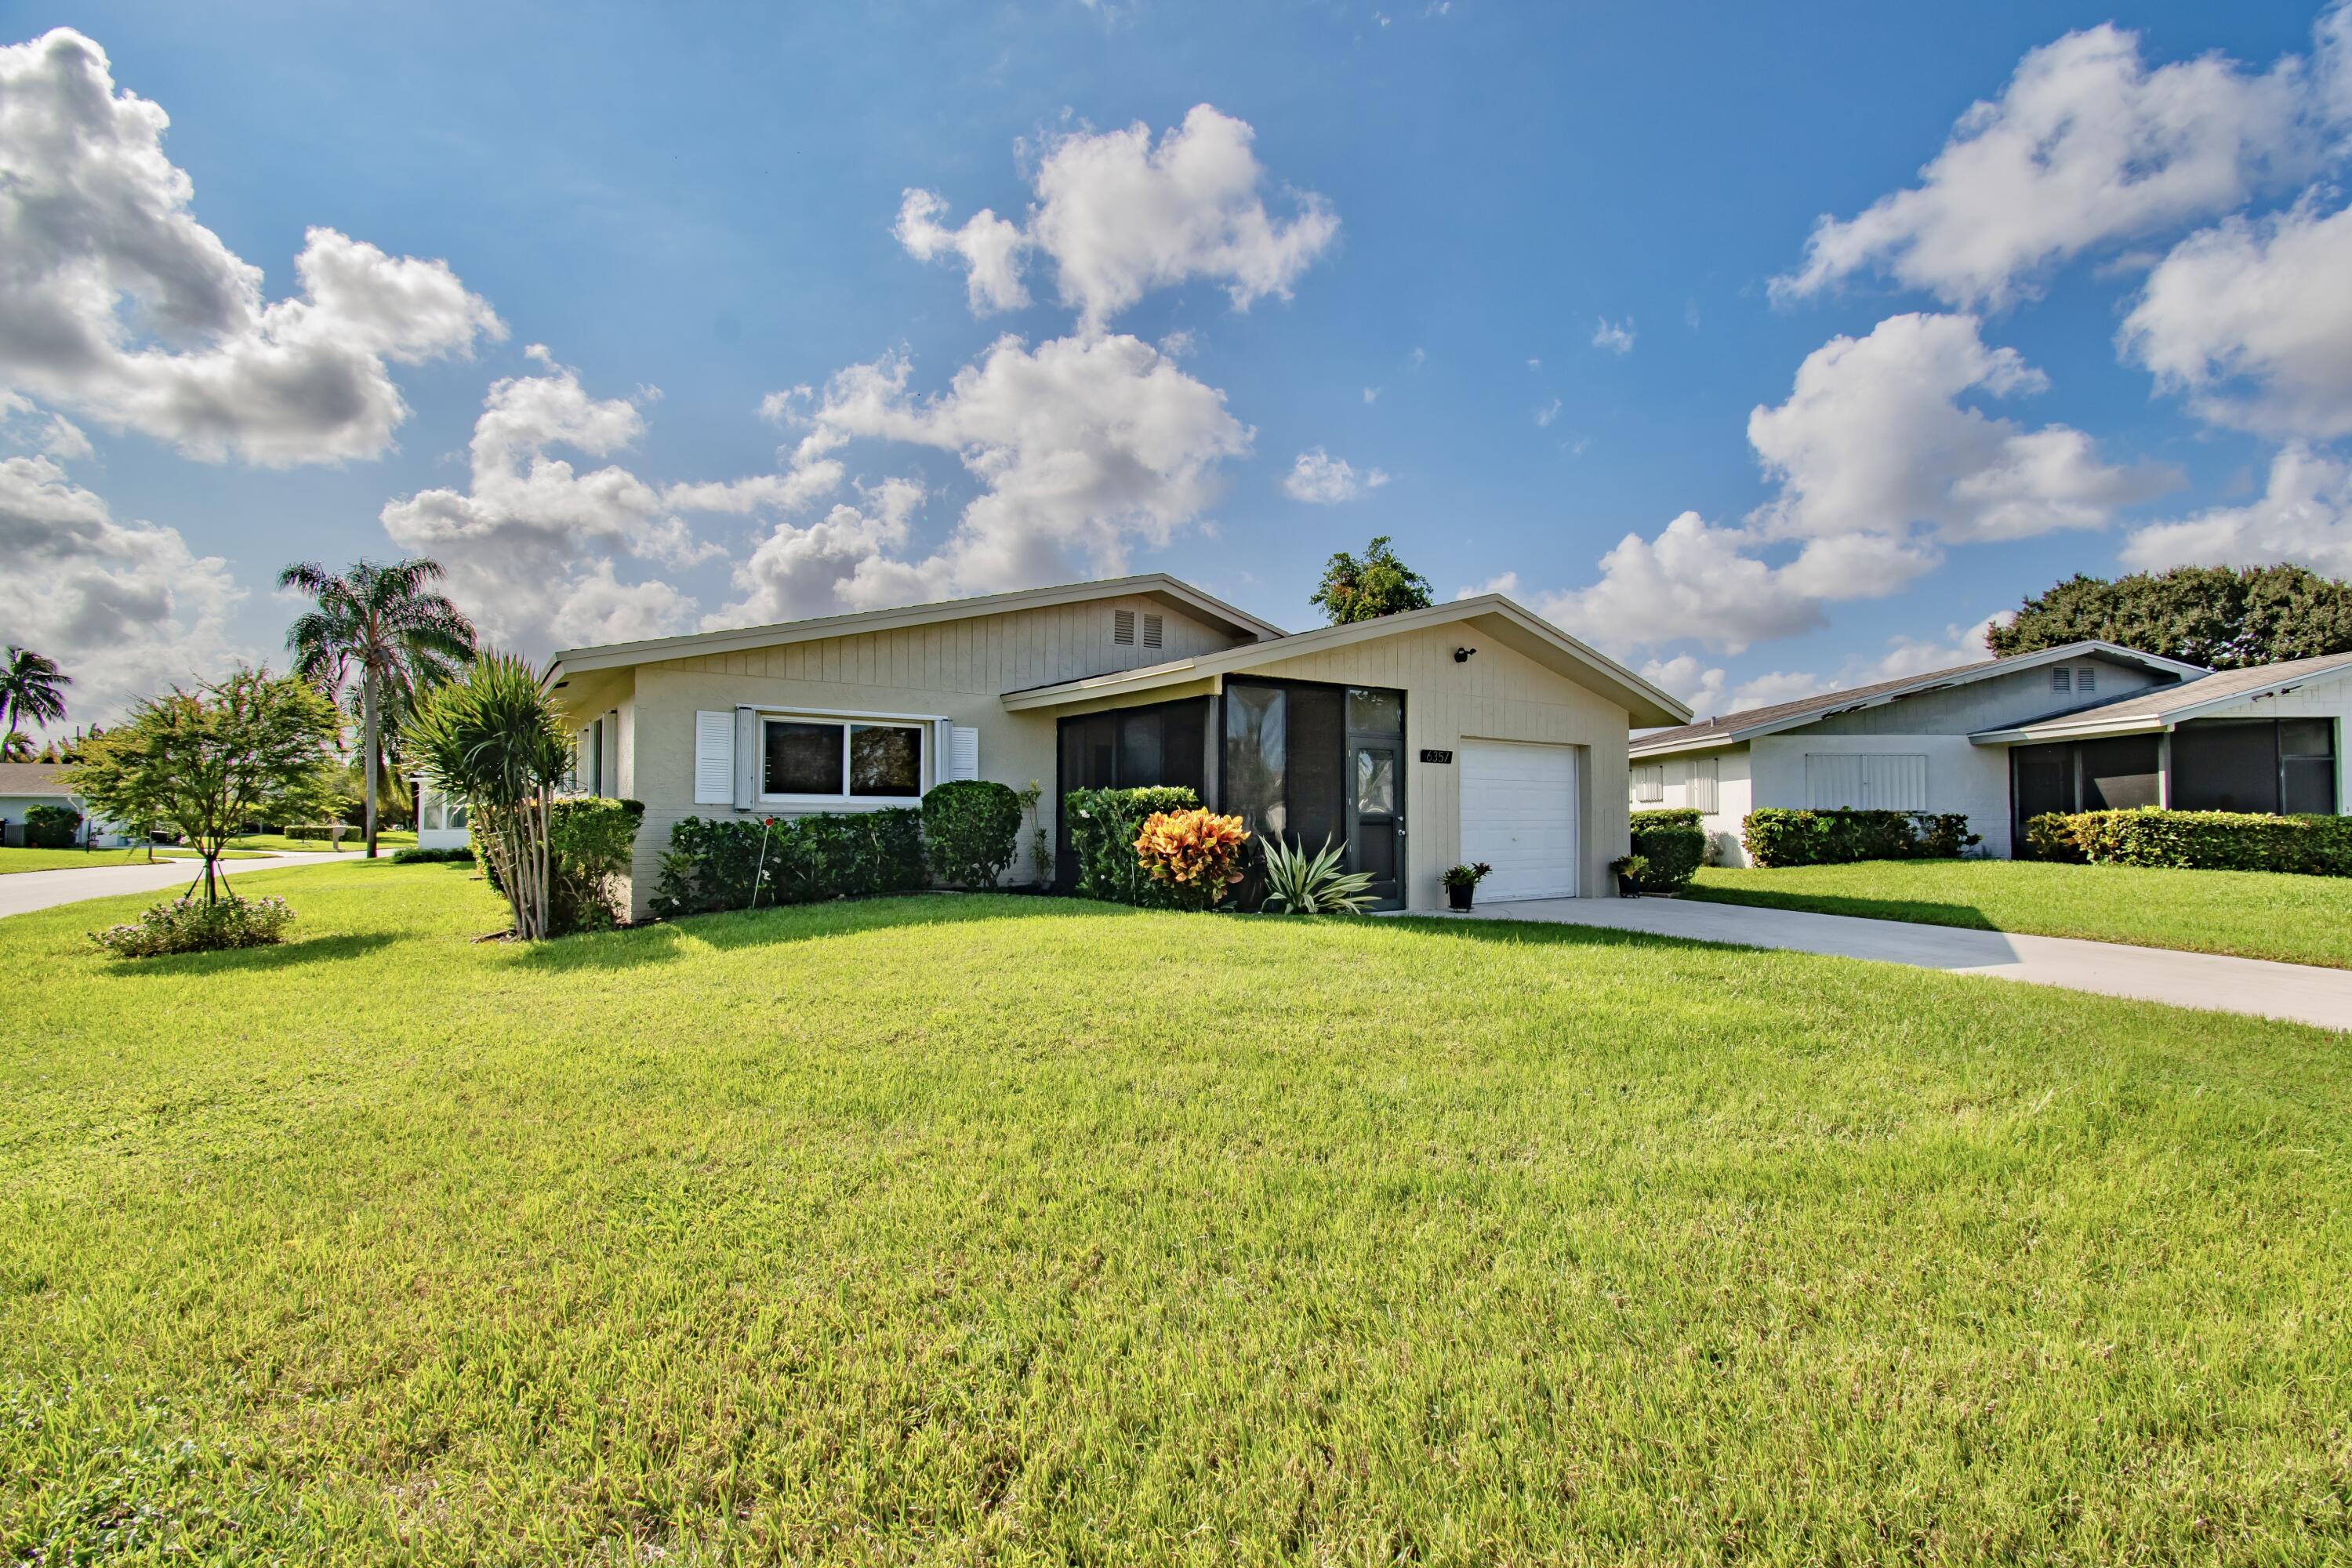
xmin=8 ymin=0 xmax=2351 ymax=725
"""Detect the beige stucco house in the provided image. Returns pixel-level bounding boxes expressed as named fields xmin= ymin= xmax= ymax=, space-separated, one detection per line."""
xmin=544 ymin=573 xmax=1689 ymax=919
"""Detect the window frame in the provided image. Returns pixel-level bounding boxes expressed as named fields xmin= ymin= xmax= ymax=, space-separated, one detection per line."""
xmin=755 ymin=711 xmax=931 ymax=807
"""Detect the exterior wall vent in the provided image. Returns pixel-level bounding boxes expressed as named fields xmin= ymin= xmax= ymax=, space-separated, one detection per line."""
xmin=2051 ymin=667 xmax=2071 ymax=694
xmin=2077 ymin=666 xmax=2095 ymax=694
xmin=1113 ymin=608 xmax=1136 ymax=645
xmin=1142 ymin=612 xmax=1163 ymax=649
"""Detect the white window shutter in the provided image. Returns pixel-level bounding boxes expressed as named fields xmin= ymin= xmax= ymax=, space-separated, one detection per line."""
xmin=693 ymin=712 xmax=734 ymax=804
xmin=732 ymin=709 xmax=759 ymax=810
xmin=950 ymin=725 xmax=980 ymax=782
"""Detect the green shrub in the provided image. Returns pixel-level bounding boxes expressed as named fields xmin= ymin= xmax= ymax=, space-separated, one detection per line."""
xmin=1740 ymin=809 xmax=1980 ymax=868
xmin=921 ymin=780 xmax=1022 ymax=889
xmin=1063 ymin=786 xmax=1200 ymax=906
xmin=2028 ymin=808 xmax=2352 ymax=876
xmin=1261 ymin=834 xmax=1377 ymax=914
xmin=390 ymin=845 xmax=474 ymax=865
xmin=24 ymin=804 xmax=80 ymax=848
xmin=1627 ymin=820 xmax=1704 ymax=890
xmin=1631 ymin=807 xmax=1704 ymax=829
xmin=91 ymin=894 xmax=294 ymax=958
xmin=281 ymin=822 xmax=350 ymax=844
xmin=549 ymin=797 xmax=645 ymax=931
xmin=650 ymin=810 xmax=926 ymax=917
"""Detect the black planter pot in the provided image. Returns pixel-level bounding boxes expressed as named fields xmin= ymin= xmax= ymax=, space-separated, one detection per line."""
xmin=1615 ymin=875 xmax=1642 ymax=898
xmin=1447 ymin=882 xmax=1474 ymax=910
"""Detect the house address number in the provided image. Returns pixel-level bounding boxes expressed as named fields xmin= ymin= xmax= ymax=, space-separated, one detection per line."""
xmin=1419 ymin=749 xmax=1453 ymax=764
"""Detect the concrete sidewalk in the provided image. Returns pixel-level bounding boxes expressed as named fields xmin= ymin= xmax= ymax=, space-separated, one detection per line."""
xmin=1432 ymin=895 xmax=2352 ymax=1032
xmin=0 ymin=851 xmax=352 ymax=920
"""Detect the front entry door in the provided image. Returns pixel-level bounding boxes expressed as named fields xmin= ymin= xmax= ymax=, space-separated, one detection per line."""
xmin=1347 ymin=742 xmax=1403 ymax=909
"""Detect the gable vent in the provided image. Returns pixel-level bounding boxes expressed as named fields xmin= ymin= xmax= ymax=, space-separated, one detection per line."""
xmin=1142 ymin=612 xmax=1163 ymax=649
xmin=2077 ymin=666 xmax=2095 ymax=694
xmin=2051 ymin=667 xmax=2071 ymax=694
xmin=1113 ymin=608 xmax=1136 ymax=645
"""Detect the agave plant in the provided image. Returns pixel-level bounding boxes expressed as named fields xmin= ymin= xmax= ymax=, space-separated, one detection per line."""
xmin=1259 ymin=833 xmax=1377 ymax=915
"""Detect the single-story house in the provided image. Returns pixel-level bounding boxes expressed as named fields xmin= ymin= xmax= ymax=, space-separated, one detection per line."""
xmin=0 ymin=762 xmax=82 ymax=847
xmin=1629 ymin=642 xmax=2352 ymax=863
xmin=543 ymin=573 xmax=1690 ymax=920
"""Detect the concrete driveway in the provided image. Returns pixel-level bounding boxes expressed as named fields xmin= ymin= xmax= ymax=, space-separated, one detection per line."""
xmin=1433 ymin=895 xmax=2352 ymax=1033
xmin=0 ymin=851 xmax=352 ymax=920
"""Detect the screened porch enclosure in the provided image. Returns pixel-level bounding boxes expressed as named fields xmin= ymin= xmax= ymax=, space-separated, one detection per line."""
xmin=2009 ymin=716 xmax=2337 ymax=844
xmin=1054 ymin=679 xmax=1408 ymax=908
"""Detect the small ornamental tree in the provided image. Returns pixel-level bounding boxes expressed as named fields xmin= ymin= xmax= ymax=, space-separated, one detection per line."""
xmin=403 ymin=652 xmax=571 ymax=940
xmin=1309 ymin=535 xmax=1435 ymax=625
xmin=64 ymin=670 xmax=343 ymax=904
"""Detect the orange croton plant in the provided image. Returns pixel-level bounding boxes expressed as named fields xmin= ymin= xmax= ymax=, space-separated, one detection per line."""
xmin=1134 ymin=808 xmax=1251 ymax=909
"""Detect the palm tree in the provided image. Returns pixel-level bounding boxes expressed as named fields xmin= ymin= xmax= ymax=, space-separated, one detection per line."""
xmin=0 ymin=647 xmax=71 ymax=743
xmin=2 ymin=731 xmax=32 ymax=763
xmin=279 ymin=557 xmax=477 ymax=858
xmin=402 ymin=652 xmax=569 ymax=938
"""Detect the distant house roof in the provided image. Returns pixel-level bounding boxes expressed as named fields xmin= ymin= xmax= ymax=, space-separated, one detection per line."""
xmin=545 ymin=573 xmax=1287 ymax=681
xmin=1629 ymin=641 xmax=2210 ymax=759
xmin=1969 ymin=650 xmax=2352 ymax=743
xmin=0 ymin=762 xmax=74 ymax=800
xmin=1000 ymin=594 xmax=1693 ymax=728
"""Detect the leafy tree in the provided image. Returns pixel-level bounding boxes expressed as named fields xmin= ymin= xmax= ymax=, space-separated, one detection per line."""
xmin=1988 ymin=564 xmax=2352 ymax=669
xmin=0 ymin=646 xmax=70 ymax=742
xmin=279 ymin=557 xmax=477 ymax=859
xmin=64 ymin=670 xmax=343 ymax=904
xmin=1310 ymin=535 xmax=1434 ymax=624
xmin=402 ymin=652 xmax=570 ymax=940
xmin=2 ymin=731 xmax=31 ymax=763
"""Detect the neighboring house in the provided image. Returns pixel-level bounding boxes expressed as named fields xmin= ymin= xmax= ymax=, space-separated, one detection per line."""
xmin=0 ymin=762 xmax=82 ymax=847
xmin=1631 ymin=642 xmax=2352 ymax=862
xmin=414 ymin=782 xmax=470 ymax=851
xmin=545 ymin=573 xmax=1689 ymax=920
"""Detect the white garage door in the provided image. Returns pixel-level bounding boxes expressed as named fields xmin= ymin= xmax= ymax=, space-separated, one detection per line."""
xmin=1459 ymin=741 xmax=1581 ymax=901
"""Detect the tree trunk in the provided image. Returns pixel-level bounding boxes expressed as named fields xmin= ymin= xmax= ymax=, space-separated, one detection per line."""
xmin=362 ymin=673 xmax=380 ymax=859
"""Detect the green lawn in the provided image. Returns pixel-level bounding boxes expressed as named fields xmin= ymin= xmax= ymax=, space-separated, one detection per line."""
xmin=5 ymin=865 xmax=2350 ymax=1562
xmin=0 ymin=845 xmax=272 ymax=875
xmin=224 ymin=830 xmax=416 ymax=855
xmin=1686 ymin=858 xmax=2352 ymax=969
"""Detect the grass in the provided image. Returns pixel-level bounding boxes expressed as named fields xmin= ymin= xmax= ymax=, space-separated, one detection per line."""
xmin=1685 ymin=858 xmax=2352 ymax=969
xmin=224 ymin=830 xmax=415 ymax=855
xmin=5 ymin=865 xmax=2350 ymax=1563
xmin=0 ymin=845 xmax=272 ymax=875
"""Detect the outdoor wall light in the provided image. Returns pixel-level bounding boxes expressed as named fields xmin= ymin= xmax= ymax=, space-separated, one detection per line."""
xmin=1454 ymin=646 xmax=1477 ymax=663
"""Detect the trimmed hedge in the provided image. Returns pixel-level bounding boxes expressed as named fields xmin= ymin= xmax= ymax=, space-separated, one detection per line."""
xmin=1065 ymin=786 xmax=1200 ymax=906
xmin=390 ymin=845 xmax=474 ymax=865
xmin=2026 ymin=808 xmax=2352 ymax=876
xmin=921 ymin=780 xmax=1023 ymax=889
xmin=649 ymin=809 xmax=925 ymax=918
xmin=23 ymin=804 xmax=79 ymax=848
xmin=1741 ymin=809 xmax=1980 ymax=868
xmin=1627 ymin=818 xmax=1704 ymax=891
xmin=1631 ymin=807 xmax=1704 ymax=829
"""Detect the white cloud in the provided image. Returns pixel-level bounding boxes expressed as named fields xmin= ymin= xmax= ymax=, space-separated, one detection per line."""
xmin=895 ymin=105 xmax=1337 ymax=333
xmin=1591 ymin=317 xmax=1635 ymax=354
xmin=0 ymin=30 xmax=503 ymax=466
xmin=762 ymin=331 xmax=1250 ymax=606
xmin=895 ymin=190 xmax=1029 ymax=314
xmin=2124 ymin=445 xmax=2352 ymax=575
xmin=2120 ymin=194 xmax=2352 ymax=438
xmin=1534 ymin=397 xmax=1561 ymax=428
xmin=1280 ymin=446 xmax=1388 ymax=504
xmin=1748 ymin=312 xmax=2170 ymax=545
xmin=382 ymin=354 xmax=836 ymax=650
xmin=1363 ymin=386 xmax=1381 ymax=404
xmin=0 ymin=454 xmax=247 ymax=723
xmin=707 ymin=477 xmax=942 ymax=627
xmin=1772 ymin=11 xmax=2347 ymax=307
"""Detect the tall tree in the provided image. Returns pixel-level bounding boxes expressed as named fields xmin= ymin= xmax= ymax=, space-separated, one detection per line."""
xmin=1309 ymin=535 xmax=1436 ymax=625
xmin=64 ymin=670 xmax=343 ymax=905
xmin=0 ymin=646 xmax=71 ymax=742
xmin=1987 ymin=564 xmax=2352 ymax=669
xmin=278 ymin=557 xmax=477 ymax=858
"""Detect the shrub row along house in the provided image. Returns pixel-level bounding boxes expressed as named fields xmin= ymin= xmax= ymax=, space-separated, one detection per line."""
xmin=541 ymin=574 xmax=1689 ymax=920
xmin=1629 ymin=643 xmax=2352 ymax=864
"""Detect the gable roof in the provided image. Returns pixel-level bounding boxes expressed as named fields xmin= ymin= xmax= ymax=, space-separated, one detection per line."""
xmin=1969 ymin=650 xmax=2352 ymax=743
xmin=545 ymin=573 xmax=1286 ymax=681
xmin=0 ymin=762 xmax=74 ymax=799
xmin=1629 ymin=641 xmax=2210 ymax=758
xmin=1000 ymin=594 xmax=1693 ymax=728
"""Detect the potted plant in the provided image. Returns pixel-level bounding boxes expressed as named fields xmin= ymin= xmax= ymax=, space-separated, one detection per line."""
xmin=1610 ymin=853 xmax=1649 ymax=898
xmin=1440 ymin=861 xmax=1492 ymax=910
